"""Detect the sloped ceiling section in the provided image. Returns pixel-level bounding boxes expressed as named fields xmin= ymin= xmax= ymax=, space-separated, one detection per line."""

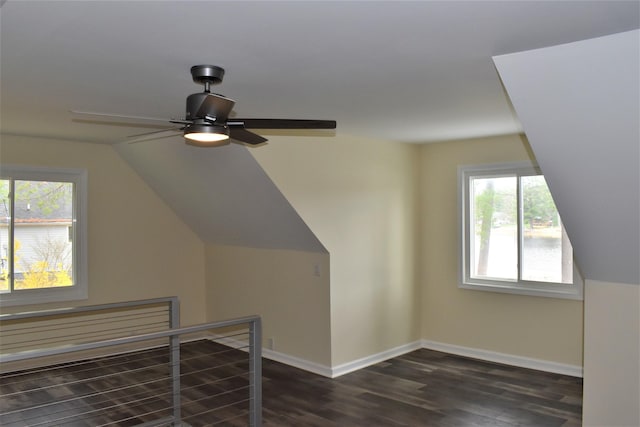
xmin=494 ymin=30 xmax=639 ymax=284
xmin=114 ymin=139 xmax=327 ymax=253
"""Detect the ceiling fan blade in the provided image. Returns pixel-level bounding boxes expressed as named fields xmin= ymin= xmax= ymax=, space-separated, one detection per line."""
xmin=195 ymin=94 xmax=236 ymax=121
xmin=231 ymin=119 xmax=336 ymax=130
xmin=127 ymin=130 xmax=183 ymax=144
xmin=127 ymin=127 xmax=183 ymax=138
xmin=70 ymin=110 xmax=191 ymax=125
xmin=229 ymin=128 xmax=268 ymax=145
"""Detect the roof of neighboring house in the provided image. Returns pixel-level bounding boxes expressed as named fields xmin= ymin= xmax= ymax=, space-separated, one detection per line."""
xmin=1 ymin=197 xmax=72 ymax=225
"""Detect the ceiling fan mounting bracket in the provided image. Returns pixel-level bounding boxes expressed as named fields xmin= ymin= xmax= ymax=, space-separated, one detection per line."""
xmin=191 ymin=65 xmax=225 ymax=88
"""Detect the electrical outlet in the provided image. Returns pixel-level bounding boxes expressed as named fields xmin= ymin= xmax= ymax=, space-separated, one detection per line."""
xmin=313 ymin=263 xmax=321 ymax=277
xmin=267 ymin=337 xmax=275 ymax=350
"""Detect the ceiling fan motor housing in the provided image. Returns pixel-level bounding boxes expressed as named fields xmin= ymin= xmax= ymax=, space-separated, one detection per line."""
xmin=186 ymin=92 xmax=209 ymax=121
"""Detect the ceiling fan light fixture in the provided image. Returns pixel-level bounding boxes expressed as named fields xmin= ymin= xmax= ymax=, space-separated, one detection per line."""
xmin=184 ymin=123 xmax=230 ymax=147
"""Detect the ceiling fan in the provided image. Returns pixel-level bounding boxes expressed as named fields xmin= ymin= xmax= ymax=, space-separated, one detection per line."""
xmin=70 ymin=65 xmax=336 ymax=147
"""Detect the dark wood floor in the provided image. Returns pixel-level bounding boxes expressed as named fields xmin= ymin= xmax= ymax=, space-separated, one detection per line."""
xmin=262 ymin=349 xmax=582 ymax=427
xmin=0 ymin=340 xmax=582 ymax=426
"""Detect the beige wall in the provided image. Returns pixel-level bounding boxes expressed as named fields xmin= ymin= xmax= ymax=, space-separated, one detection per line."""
xmin=0 ymin=135 xmax=206 ymax=326
xmin=252 ymin=134 xmax=420 ymax=365
xmin=582 ymin=280 xmax=639 ymax=426
xmin=205 ymin=245 xmax=331 ymax=366
xmin=419 ymin=134 xmax=583 ymax=366
xmin=2 ymin=133 xmax=586 ymax=372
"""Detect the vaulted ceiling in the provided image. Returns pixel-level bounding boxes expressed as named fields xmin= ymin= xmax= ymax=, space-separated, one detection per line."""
xmin=1 ymin=1 xmax=638 ymax=255
xmin=1 ymin=1 xmax=637 ymax=145
xmin=494 ymin=30 xmax=640 ymax=284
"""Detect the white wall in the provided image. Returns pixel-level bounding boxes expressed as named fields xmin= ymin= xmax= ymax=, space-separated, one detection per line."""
xmin=493 ymin=30 xmax=640 ymax=285
xmin=583 ymin=280 xmax=639 ymax=427
xmin=420 ymin=134 xmax=583 ymax=368
xmin=205 ymin=245 xmax=331 ymax=367
xmin=494 ymin=30 xmax=640 ymax=425
xmin=0 ymin=135 xmax=207 ymax=326
xmin=114 ymin=138 xmax=324 ymax=252
xmin=252 ymin=134 xmax=420 ymax=366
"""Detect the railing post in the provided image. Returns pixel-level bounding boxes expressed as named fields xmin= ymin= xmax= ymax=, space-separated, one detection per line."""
xmin=249 ymin=317 xmax=262 ymax=426
xmin=169 ymin=299 xmax=182 ymax=426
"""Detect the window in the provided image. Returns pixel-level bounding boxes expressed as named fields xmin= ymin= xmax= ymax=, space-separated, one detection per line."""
xmin=1 ymin=165 xmax=87 ymax=306
xmin=459 ymin=162 xmax=582 ymax=300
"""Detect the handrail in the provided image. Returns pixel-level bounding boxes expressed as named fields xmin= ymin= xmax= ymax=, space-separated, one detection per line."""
xmin=1 ymin=296 xmax=182 ymax=423
xmin=0 ymin=314 xmax=263 ymax=426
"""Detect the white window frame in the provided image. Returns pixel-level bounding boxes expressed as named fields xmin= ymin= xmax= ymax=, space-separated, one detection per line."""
xmin=458 ymin=162 xmax=583 ymax=300
xmin=0 ymin=165 xmax=88 ymax=307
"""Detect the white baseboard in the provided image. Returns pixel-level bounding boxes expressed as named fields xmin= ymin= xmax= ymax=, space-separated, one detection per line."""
xmin=262 ymin=348 xmax=333 ymax=378
xmin=205 ymin=333 xmax=334 ymax=377
xmin=330 ymin=341 xmax=423 ymax=378
xmin=205 ymin=333 xmax=582 ymax=379
xmin=421 ymin=339 xmax=583 ymax=378
xmin=205 ymin=334 xmax=421 ymax=378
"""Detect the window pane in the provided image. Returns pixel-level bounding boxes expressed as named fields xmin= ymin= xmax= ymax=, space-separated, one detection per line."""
xmin=13 ymin=180 xmax=74 ymax=290
xmin=470 ymin=176 xmax=517 ymax=280
xmin=520 ymin=175 xmax=573 ymax=283
xmin=0 ymin=179 xmax=9 ymax=292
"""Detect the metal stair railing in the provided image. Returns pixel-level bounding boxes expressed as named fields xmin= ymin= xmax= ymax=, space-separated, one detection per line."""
xmin=0 ymin=301 xmax=262 ymax=426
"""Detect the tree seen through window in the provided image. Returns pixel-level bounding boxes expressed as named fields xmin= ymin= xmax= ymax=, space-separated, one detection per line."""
xmin=1 ymin=179 xmax=74 ymax=291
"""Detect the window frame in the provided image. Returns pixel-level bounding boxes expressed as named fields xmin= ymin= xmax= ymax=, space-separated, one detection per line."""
xmin=0 ymin=165 xmax=88 ymax=307
xmin=458 ymin=162 xmax=583 ymax=300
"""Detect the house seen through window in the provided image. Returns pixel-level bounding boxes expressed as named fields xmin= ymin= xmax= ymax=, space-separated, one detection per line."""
xmin=459 ymin=162 xmax=582 ymax=300
xmin=1 ymin=166 xmax=87 ymax=306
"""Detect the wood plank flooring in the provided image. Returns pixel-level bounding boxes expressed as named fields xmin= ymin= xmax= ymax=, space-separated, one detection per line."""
xmin=0 ymin=340 xmax=582 ymax=426
xmin=261 ymin=349 xmax=582 ymax=426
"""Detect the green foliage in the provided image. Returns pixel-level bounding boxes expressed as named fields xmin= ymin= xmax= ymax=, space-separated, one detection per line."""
xmin=1 ymin=178 xmax=72 ymax=216
xmin=522 ymin=176 xmax=558 ymax=228
xmin=15 ymin=180 xmax=72 ymax=216
xmin=474 ymin=178 xmax=516 ymax=227
xmin=472 ymin=175 xmax=558 ymax=276
xmin=473 ymin=176 xmax=558 ymax=230
xmin=1 ymin=179 xmax=9 ymax=221
xmin=0 ymin=179 xmax=8 ymax=198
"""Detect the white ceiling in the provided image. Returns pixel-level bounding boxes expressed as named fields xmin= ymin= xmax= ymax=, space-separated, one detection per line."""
xmin=1 ymin=1 xmax=638 ymax=145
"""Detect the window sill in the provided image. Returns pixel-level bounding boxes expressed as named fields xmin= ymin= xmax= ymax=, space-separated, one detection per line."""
xmin=0 ymin=286 xmax=88 ymax=307
xmin=459 ymin=280 xmax=583 ymax=300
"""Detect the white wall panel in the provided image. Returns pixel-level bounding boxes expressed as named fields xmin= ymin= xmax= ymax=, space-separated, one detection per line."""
xmin=494 ymin=30 xmax=640 ymax=284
